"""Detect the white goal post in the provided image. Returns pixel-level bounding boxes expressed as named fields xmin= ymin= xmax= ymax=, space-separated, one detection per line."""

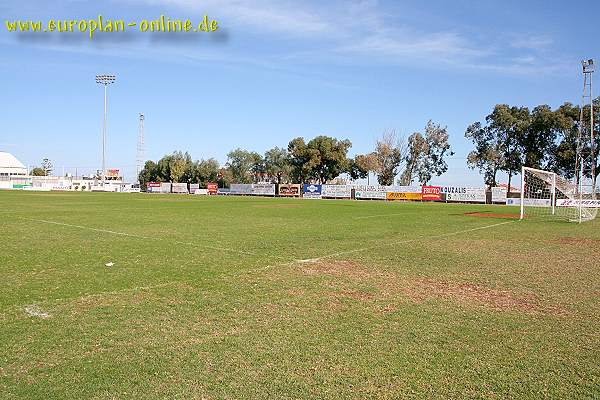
xmin=520 ymin=166 xmax=599 ymax=222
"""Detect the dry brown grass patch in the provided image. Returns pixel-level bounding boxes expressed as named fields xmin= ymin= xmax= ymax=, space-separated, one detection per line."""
xmin=552 ymin=237 xmax=600 ymax=246
xmin=404 ymin=278 xmax=566 ymax=315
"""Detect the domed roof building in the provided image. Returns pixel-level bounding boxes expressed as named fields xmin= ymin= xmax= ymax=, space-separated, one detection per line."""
xmin=0 ymin=152 xmax=27 ymax=176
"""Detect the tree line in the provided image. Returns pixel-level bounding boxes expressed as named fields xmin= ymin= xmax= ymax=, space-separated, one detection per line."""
xmin=465 ymin=99 xmax=600 ymax=190
xmin=138 ymin=120 xmax=453 ymax=190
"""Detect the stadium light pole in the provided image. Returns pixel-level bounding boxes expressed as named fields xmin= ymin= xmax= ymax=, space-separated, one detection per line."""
xmin=95 ymin=74 xmax=116 ymax=187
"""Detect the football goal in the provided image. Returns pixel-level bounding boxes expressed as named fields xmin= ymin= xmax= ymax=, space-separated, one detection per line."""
xmin=520 ymin=166 xmax=598 ymax=222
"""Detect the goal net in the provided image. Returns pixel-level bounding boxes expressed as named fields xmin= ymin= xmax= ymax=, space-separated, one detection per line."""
xmin=520 ymin=167 xmax=598 ymax=222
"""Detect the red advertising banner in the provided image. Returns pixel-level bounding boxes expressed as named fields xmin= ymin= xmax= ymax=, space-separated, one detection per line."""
xmin=147 ymin=182 xmax=161 ymax=193
xmin=106 ymin=169 xmax=120 ymax=178
xmin=421 ymin=185 xmax=441 ymax=201
xmin=207 ymin=182 xmax=218 ymax=195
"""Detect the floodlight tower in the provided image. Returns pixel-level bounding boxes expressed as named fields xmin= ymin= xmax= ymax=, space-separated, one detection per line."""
xmin=95 ymin=74 xmax=116 ymax=187
xmin=575 ymin=60 xmax=595 ymax=222
xmin=136 ymin=113 xmax=145 ymax=183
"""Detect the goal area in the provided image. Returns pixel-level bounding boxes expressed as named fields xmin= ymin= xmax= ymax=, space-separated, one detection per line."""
xmin=520 ymin=167 xmax=598 ymax=222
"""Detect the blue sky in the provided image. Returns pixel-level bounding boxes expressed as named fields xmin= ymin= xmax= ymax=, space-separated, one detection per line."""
xmin=1 ymin=0 xmax=598 ymax=184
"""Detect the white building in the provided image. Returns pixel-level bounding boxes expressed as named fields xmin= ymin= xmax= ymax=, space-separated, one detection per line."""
xmin=0 ymin=152 xmax=27 ymax=177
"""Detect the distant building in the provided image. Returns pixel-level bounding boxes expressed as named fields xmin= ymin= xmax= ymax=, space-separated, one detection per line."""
xmin=0 ymin=152 xmax=27 ymax=177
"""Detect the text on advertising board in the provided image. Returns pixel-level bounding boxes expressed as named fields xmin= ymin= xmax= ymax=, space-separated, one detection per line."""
xmin=421 ymin=186 xmax=441 ymax=201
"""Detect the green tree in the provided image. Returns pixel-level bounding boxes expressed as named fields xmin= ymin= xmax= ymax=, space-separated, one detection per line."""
xmin=466 ymin=105 xmax=529 ymax=190
xmin=192 ymin=158 xmax=220 ymax=186
xmin=465 ymin=121 xmax=502 ymax=187
xmin=171 ymin=151 xmax=192 ymax=182
xmin=138 ymin=160 xmax=159 ymax=191
xmin=349 ymin=153 xmax=374 ymax=181
xmin=287 ymin=138 xmax=312 ymax=183
xmin=31 ymin=167 xmax=46 ymax=176
xmin=488 ymin=105 xmax=529 ymax=192
xmin=264 ymin=147 xmax=292 ymax=184
xmin=400 ymin=132 xmax=427 ymax=185
xmin=226 ymin=148 xmax=261 ymax=184
xmin=288 ymin=136 xmax=352 ymax=184
xmin=373 ymin=131 xmax=404 ymax=186
xmin=401 ymin=121 xmax=452 ymax=185
xmin=217 ymin=167 xmax=233 ymax=188
xmin=522 ymin=105 xmax=558 ymax=169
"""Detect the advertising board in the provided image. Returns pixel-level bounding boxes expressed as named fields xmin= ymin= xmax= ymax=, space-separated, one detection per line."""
xmin=491 ymin=187 xmax=507 ymax=203
xmin=303 ymin=184 xmax=322 ymax=199
xmin=387 ymin=185 xmax=422 ymax=194
xmin=147 ymin=182 xmax=161 ymax=193
xmin=421 ymin=186 xmax=441 ymax=201
xmin=278 ymin=184 xmax=301 ymax=196
xmin=230 ymin=184 xmax=252 ymax=195
xmin=106 ymin=169 xmax=120 ymax=178
xmin=354 ymin=185 xmax=387 ymax=200
xmin=446 ymin=187 xmax=486 ymax=203
xmin=506 ymin=198 xmax=551 ymax=207
xmin=171 ymin=183 xmax=189 ymax=194
xmin=252 ymin=183 xmax=276 ymax=196
xmin=386 ymin=192 xmax=422 ymax=201
xmin=321 ymin=184 xmax=351 ymax=198
xmin=207 ymin=182 xmax=218 ymax=195
xmin=556 ymin=199 xmax=600 ymax=208
xmin=160 ymin=182 xmax=172 ymax=194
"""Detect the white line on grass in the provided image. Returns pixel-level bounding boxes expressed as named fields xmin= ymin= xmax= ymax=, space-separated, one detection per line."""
xmin=259 ymin=220 xmax=515 ymax=271
xmin=353 ymin=213 xmax=408 ymax=220
xmin=19 ymin=217 xmax=258 ymax=257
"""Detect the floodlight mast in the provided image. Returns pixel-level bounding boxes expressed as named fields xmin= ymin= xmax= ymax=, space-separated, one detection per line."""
xmin=576 ymin=60 xmax=595 ymax=222
xmin=95 ymin=74 xmax=116 ymax=187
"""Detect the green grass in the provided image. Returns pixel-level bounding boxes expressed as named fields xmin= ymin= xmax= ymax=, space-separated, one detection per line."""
xmin=1 ymin=191 xmax=599 ymax=399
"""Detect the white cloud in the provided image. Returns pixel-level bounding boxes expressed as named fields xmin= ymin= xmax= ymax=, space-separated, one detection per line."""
xmin=2 ymin=0 xmax=568 ymax=76
xmin=510 ymin=35 xmax=553 ymax=50
xmin=138 ymin=0 xmax=331 ymax=36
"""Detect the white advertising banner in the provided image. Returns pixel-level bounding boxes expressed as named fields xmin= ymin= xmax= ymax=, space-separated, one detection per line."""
xmin=322 ymin=184 xmax=352 ymax=198
xmin=252 ymin=183 xmax=276 ymax=196
xmin=506 ymin=198 xmax=551 ymax=207
xmin=230 ymin=184 xmax=253 ymax=194
xmin=160 ymin=183 xmax=172 ymax=194
xmin=171 ymin=183 xmax=189 ymax=194
xmin=439 ymin=186 xmax=470 ymax=194
xmin=446 ymin=187 xmax=486 ymax=203
xmin=491 ymin=187 xmax=507 ymax=203
xmin=556 ymin=199 xmax=600 ymax=208
xmin=353 ymin=185 xmax=387 ymax=200
xmin=386 ymin=185 xmax=422 ymax=194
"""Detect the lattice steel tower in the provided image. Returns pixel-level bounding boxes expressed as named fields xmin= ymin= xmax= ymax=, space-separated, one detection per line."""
xmin=136 ymin=113 xmax=145 ymax=183
xmin=575 ymin=60 xmax=596 ymax=221
xmin=576 ymin=60 xmax=595 ymax=189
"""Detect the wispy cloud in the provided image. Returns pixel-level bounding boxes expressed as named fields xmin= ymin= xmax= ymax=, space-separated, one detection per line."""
xmin=139 ymin=0 xmax=332 ymax=36
xmin=510 ymin=35 xmax=553 ymax=50
xmin=1 ymin=0 xmax=568 ymax=76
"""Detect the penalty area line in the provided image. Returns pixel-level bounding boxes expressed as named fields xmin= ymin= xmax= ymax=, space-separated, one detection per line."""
xmin=255 ymin=220 xmax=515 ymax=272
xmin=313 ymin=220 xmax=515 ymax=261
xmin=18 ymin=217 xmax=258 ymax=257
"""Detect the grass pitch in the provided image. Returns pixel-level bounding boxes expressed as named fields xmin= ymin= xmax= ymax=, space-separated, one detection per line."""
xmin=1 ymin=191 xmax=599 ymax=399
